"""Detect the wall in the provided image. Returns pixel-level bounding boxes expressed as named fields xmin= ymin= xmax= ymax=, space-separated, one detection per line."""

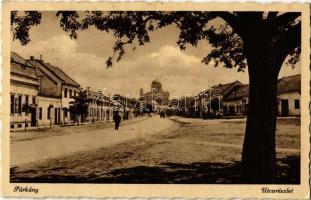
xmin=277 ymin=92 xmax=300 ymax=116
xmin=223 ymin=97 xmax=248 ymax=116
xmin=37 ymin=96 xmax=62 ymax=127
xmin=61 ymin=85 xmax=80 ymax=124
xmin=10 ymin=82 xmax=38 ymax=130
xmin=87 ymin=103 xmax=114 ymax=123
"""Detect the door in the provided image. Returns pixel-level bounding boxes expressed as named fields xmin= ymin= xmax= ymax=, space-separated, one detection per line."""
xmin=281 ymin=100 xmax=289 ymax=116
xmin=54 ymin=108 xmax=57 ymax=124
xmin=58 ymin=108 xmax=61 ymax=123
xmin=30 ymin=108 xmax=36 ymax=127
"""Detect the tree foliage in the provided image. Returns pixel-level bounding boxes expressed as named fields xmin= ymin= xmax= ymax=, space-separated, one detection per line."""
xmin=69 ymin=89 xmax=90 ymax=122
xmin=11 ymin=11 xmax=41 ymax=45
xmin=11 ymin=11 xmax=300 ymax=71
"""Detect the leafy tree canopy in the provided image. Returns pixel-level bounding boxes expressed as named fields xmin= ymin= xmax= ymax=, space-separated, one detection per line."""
xmin=11 ymin=11 xmax=300 ymax=71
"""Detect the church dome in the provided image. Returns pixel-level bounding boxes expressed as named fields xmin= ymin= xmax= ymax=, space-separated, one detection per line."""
xmin=151 ymin=79 xmax=162 ymax=91
xmin=151 ymin=79 xmax=161 ymax=85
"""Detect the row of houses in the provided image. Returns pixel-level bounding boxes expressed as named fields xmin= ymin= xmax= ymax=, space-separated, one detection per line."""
xmin=170 ymin=74 xmax=301 ymax=118
xmin=10 ymin=52 xmax=138 ymax=131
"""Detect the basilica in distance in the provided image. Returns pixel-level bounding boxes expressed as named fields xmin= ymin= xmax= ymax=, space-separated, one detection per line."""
xmin=139 ymin=79 xmax=170 ymax=106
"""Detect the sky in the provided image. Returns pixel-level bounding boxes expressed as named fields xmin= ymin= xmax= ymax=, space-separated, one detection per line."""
xmin=12 ymin=11 xmax=300 ymax=99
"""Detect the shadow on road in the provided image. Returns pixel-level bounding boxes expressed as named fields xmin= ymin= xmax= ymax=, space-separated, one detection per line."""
xmin=10 ymin=155 xmax=299 ymax=184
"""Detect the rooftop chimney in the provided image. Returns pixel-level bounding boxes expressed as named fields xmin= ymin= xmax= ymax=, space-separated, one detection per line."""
xmin=30 ymin=56 xmax=34 ymax=60
xmin=39 ymin=55 xmax=42 ymax=61
xmin=86 ymin=86 xmax=90 ymax=96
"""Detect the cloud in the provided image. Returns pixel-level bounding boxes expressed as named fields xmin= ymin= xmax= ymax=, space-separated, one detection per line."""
xmin=11 ymin=16 xmax=300 ymax=99
xmin=148 ymin=45 xmax=201 ymax=66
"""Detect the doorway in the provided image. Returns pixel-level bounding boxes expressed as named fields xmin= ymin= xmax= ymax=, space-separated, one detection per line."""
xmin=281 ymin=99 xmax=289 ymax=116
xmin=54 ymin=107 xmax=57 ymax=124
xmin=30 ymin=108 xmax=37 ymax=127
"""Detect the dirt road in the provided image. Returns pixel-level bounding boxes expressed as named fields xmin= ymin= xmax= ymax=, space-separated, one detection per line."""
xmin=10 ymin=116 xmax=300 ymax=183
xmin=11 ymin=116 xmax=176 ymax=166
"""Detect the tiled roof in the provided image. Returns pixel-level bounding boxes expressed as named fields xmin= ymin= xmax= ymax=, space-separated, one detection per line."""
xmin=10 ymin=52 xmax=38 ymax=81
xmin=88 ymin=90 xmax=112 ymax=103
xmin=200 ymin=81 xmax=243 ymax=98
xmin=11 ymin=52 xmax=29 ymax=66
xmin=277 ymin=74 xmax=301 ymax=94
xmin=28 ymin=59 xmax=80 ymax=87
xmin=42 ymin=62 xmax=80 ymax=87
xmin=226 ymin=85 xmax=249 ymax=101
xmin=225 ymin=74 xmax=301 ymax=101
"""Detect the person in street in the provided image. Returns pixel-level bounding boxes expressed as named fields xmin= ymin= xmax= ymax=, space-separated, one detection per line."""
xmin=113 ymin=112 xmax=121 ymax=130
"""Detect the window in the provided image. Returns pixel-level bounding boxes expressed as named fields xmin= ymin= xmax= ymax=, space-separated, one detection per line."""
xmin=18 ymin=95 xmax=22 ymax=114
xmin=47 ymin=108 xmax=51 ymax=119
xmin=10 ymin=94 xmax=14 ymax=114
xmin=39 ymin=107 xmax=42 ymax=120
xmin=294 ymin=99 xmax=300 ymax=109
xmin=18 ymin=124 xmax=22 ymax=128
xmin=64 ymin=88 xmax=68 ymax=98
xmin=69 ymin=89 xmax=72 ymax=98
xmin=74 ymin=90 xmax=76 ymax=97
xmin=10 ymin=124 xmax=14 ymax=129
xmin=25 ymin=96 xmax=29 ymax=115
xmin=32 ymin=96 xmax=36 ymax=104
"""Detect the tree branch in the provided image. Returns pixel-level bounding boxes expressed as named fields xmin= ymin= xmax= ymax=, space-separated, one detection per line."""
xmin=269 ymin=12 xmax=300 ymax=27
xmin=267 ymin=12 xmax=278 ymax=19
xmin=212 ymin=12 xmax=244 ymax=38
xmin=278 ymin=21 xmax=301 ymax=56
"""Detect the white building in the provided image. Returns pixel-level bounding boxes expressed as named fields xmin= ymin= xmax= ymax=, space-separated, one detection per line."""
xmin=86 ymin=90 xmax=114 ymax=123
xmin=277 ymin=74 xmax=301 ymax=116
xmin=10 ymin=52 xmax=39 ymax=130
xmin=28 ymin=57 xmax=80 ymax=125
xmin=223 ymin=85 xmax=249 ymax=116
xmin=222 ymin=74 xmax=300 ymax=117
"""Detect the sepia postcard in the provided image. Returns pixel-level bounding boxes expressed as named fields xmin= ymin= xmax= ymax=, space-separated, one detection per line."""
xmin=1 ymin=1 xmax=310 ymax=199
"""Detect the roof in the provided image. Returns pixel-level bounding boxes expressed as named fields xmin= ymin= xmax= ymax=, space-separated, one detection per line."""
xmin=277 ymin=74 xmax=301 ymax=94
xmin=199 ymin=80 xmax=243 ymax=98
xmin=152 ymin=79 xmax=161 ymax=85
xmin=28 ymin=59 xmax=80 ymax=87
xmin=11 ymin=52 xmax=29 ymax=66
xmin=226 ymin=85 xmax=249 ymax=101
xmin=224 ymin=74 xmax=301 ymax=101
xmin=10 ymin=52 xmax=38 ymax=81
xmin=42 ymin=62 xmax=80 ymax=87
xmin=88 ymin=90 xmax=112 ymax=103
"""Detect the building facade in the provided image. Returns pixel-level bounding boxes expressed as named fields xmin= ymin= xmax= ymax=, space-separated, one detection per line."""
xmin=86 ymin=90 xmax=114 ymax=123
xmin=277 ymin=74 xmax=301 ymax=116
xmin=10 ymin=52 xmax=39 ymax=130
xmin=197 ymin=81 xmax=243 ymax=118
xmin=112 ymin=94 xmax=137 ymax=120
xmin=223 ymin=85 xmax=249 ymax=116
xmin=28 ymin=56 xmax=80 ymax=125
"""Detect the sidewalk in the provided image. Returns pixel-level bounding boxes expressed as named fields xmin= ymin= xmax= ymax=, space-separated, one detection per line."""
xmin=10 ymin=117 xmax=146 ymax=142
xmin=11 ymin=116 xmax=176 ymax=166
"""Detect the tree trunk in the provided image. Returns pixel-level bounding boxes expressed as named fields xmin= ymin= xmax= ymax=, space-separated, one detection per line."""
xmin=241 ymin=32 xmax=286 ymax=183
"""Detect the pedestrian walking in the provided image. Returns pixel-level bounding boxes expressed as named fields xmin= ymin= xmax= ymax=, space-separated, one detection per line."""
xmin=113 ymin=112 xmax=121 ymax=130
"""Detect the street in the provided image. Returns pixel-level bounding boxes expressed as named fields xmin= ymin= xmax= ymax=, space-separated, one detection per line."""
xmin=10 ymin=116 xmax=300 ymax=183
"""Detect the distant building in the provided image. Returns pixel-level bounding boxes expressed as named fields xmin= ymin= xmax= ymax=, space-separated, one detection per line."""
xmin=224 ymin=85 xmax=249 ymax=116
xmin=10 ymin=52 xmax=39 ymax=130
xmin=277 ymin=74 xmax=301 ymax=116
xmin=112 ymin=94 xmax=137 ymax=120
xmin=86 ymin=89 xmax=114 ymax=123
xmin=139 ymin=79 xmax=170 ymax=109
xmin=197 ymin=81 xmax=243 ymax=117
xmin=222 ymin=74 xmax=301 ymax=117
